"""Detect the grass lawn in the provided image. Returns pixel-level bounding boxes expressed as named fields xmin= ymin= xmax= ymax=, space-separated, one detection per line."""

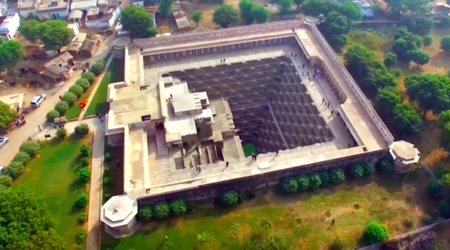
xmin=13 ymin=136 xmax=92 ymax=249
xmin=101 ymin=171 xmax=428 ymax=250
xmin=242 ymin=142 xmax=256 ymax=157
xmin=85 ymin=59 xmax=124 ymax=117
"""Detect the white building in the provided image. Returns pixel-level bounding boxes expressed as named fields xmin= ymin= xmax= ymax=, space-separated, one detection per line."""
xmin=101 ymin=195 xmax=139 ymax=239
xmin=17 ymin=0 xmax=70 ymax=20
xmin=0 ymin=13 xmax=20 ymax=40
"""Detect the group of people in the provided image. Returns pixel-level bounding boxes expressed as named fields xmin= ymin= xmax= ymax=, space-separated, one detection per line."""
xmin=13 ymin=115 xmax=26 ymax=127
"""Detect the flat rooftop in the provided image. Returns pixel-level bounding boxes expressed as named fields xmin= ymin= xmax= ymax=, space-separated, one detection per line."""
xmin=108 ymin=20 xmax=394 ymax=199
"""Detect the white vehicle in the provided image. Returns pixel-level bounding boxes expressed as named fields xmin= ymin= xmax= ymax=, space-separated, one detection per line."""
xmin=0 ymin=136 xmax=8 ymax=149
xmin=0 ymin=166 xmax=4 ymax=174
xmin=31 ymin=94 xmax=46 ymax=108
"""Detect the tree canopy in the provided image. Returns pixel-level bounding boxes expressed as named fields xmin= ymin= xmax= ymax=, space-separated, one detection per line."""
xmin=0 ymin=187 xmax=66 ymax=249
xmin=239 ymin=0 xmax=271 ymax=24
xmin=300 ymin=0 xmax=338 ymax=16
xmin=278 ymin=0 xmax=293 ymax=14
xmin=337 ymin=1 xmax=362 ymax=22
xmin=37 ymin=20 xmax=72 ymax=51
xmin=0 ymin=40 xmax=23 ymax=70
xmin=374 ymin=87 xmax=401 ymax=116
xmin=213 ymin=4 xmax=239 ymax=28
xmin=0 ymin=100 xmax=16 ymax=130
xmin=191 ymin=10 xmax=203 ymax=27
xmin=386 ymin=0 xmax=430 ymax=16
xmin=251 ymin=5 xmax=271 ymax=23
xmin=344 ymin=44 xmax=397 ymax=97
xmin=392 ymin=103 xmax=422 ymax=136
xmin=18 ymin=20 xmax=40 ymax=44
xmin=405 ymin=73 xmax=450 ymax=114
xmin=441 ymin=36 xmax=450 ymax=53
xmin=158 ymin=0 xmax=174 ymax=17
xmin=121 ymin=5 xmax=157 ymax=38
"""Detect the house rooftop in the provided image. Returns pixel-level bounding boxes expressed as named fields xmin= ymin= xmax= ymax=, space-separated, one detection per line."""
xmin=35 ymin=0 xmax=69 ymax=11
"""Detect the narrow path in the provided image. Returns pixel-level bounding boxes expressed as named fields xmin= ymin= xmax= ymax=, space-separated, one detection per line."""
xmin=85 ymin=123 xmax=105 ymax=250
xmin=79 ymin=56 xmax=114 ymax=120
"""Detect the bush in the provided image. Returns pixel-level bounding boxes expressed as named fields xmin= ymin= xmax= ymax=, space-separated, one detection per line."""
xmin=55 ymin=101 xmax=70 ymax=114
xmin=74 ymin=123 xmax=89 ymax=135
xmin=138 ymin=205 xmax=153 ymax=221
xmin=75 ymin=230 xmax=85 ymax=244
xmin=153 ymin=202 xmax=170 ymax=219
xmin=80 ymin=144 xmax=90 ymax=157
xmin=169 ymin=199 xmax=187 ymax=215
xmin=439 ymin=199 xmax=450 ymax=218
xmin=377 ymin=158 xmax=394 ymax=172
xmin=75 ymin=193 xmax=88 ymax=208
xmin=13 ymin=151 xmax=31 ymax=165
xmin=77 ymin=212 xmax=86 ymax=224
xmin=76 ymin=78 xmax=90 ymax=90
xmin=5 ymin=161 xmax=24 ymax=179
xmin=69 ymin=85 xmax=84 ymax=97
xmin=363 ymin=221 xmax=389 ymax=244
xmin=56 ymin=128 xmax=67 ymax=139
xmin=319 ymin=171 xmax=329 ymax=186
xmin=296 ymin=174 xmax=310 ymax=191
xmin=91 ymin=61 xmax=105 ymax=76
xmin=0 ymin=175 xmax=13 ymax=187
xmin=421 ymin=214 xmax=433 ymax=225
xmin=427 ymin=178 xmax=444 ymax=197
xmin=281 ymin=177 xmax=298 ymax=193
xmin=220 ymin=190 xmax=240 ymax=207
xmin=362 ymin=163 xmax=375 ymax=176
xmin=308 ymin=173 xmax=322 ymax=190
xmin=62 ymin=92 xmax=77 ymax=105
xmin=329 ymin=237 xmax=345 ymax=250
xmin=78 ymin=167 xmax=90 ymax=183
xmin=79 ymin=157 xmax=89 ymax=168
xmin=403 ymin=219 xmax=413 ymax=228
xmin=329 ymin=168 xmax=345 ymax=184
xmin=350 ymin=164 xmax=364 ymax=178
xmin=19 ymin=140 xmax=40 ymax=157
xmin=81 ymin=72 xmax=96 ymax=83
xmin=104 ymin=152 xmax=112 ymax=162
xmin=46 ymin=109 xmax=60 ymax=122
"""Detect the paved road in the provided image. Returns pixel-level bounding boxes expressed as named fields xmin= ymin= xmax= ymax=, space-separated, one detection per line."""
xmin=0 ymin=70 xmax=82 ymax=166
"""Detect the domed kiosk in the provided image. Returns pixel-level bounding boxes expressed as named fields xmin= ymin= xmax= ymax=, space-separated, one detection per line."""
xmin=388 ymin=140 xmax=420 ymax=173
xmin=101 ymin=194 xmax=139 ymax=239
xmin=112 ymin=37 xmax=131 ymax=59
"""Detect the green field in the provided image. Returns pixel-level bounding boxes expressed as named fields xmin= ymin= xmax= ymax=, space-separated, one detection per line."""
xmin=13 ymin=137 xmax=91 ymax=249
xmin=65 ymin=82 xmax=98 ymax=119
xmin=85 ymin=59 xmax=124 ymax=116
xmin=101 ymin=171 xmax=428 ymax=250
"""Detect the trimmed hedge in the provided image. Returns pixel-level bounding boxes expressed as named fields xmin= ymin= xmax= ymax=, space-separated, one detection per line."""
xmin=169 ymin=199 xmax=187 ymax=215
xmin=329 ymin=168 xmax=346 ymax=184
xmin=153 ymin=202 xmax=170 ymax=219
xmin=76 ymin=78 xmax=91 ymax=90
xmin=19 ymin=141 xmax=40 ymax=157
xmin=74 ymin=123 xmax=89 ymax=135
xmin=138 ymin=205 xmax=153 ymax=221
xmin=91 ymin=61 xmax=105 ymax=76
xmin=220 ymin=190 xmax=240 ymax=207
xmin=12 ymin=151 xmax=31 ymax=165
xmin=62 ymin=92 xmax=77 ymax=105
xmin=55 ymin=101 xmax=70 ymax=114
xmin=350 ymin=164 xmax=364 ymax=178
xmin=6 ymin=161 xmax=24 ymax=179
xmin=46 ymin=109 xmax=60 ymax=122
xmin=69 ymin=85 xmax=84 ymax=97
xmin=363 ymin=221 xmax=389 ymax=244
xmin=81 ymin=72 xmax=95 ymax=83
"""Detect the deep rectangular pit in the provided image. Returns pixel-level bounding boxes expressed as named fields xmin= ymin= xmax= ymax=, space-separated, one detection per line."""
xmin=166 ymin=57 xmax=334 ymax=153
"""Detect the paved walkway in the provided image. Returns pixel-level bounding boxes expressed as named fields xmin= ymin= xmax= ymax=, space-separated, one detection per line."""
xmin=79 ymin=56 xmax=114 ymax=120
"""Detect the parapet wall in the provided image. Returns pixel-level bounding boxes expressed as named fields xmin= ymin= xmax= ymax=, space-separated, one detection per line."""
xmin=305 ymin=23 xmax=394 ymax=145
xmin=133 ymin=20 xmax=304 ymax=48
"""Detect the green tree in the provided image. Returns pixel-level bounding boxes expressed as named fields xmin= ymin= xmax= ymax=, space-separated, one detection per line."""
xmin=441 ymin=36 xmax=450 ymax=53
xmin=153 ymin=202 xmax=170 ymax=218
xmin=441 ymin=16 xmax=450 ymax=27
xmin=76 ymin=78 xmax=90 ymax=90
xmin=69 ymin=85 xmax=84 ymax=97
xmin=239 ymin=0 xmax=255 ymax=24
xmin=399 ymin=16 xmax=433 ymax=36
xmin=404 ymin=73 xmax=450 ymax=114
xmin=19 ymin=140 xmax=40 ymax=157
xmin=344 ymin=44 xmax=397 ymax=97
xmin=74 ymin=123 xmax=89 ymax=135
xmin=46 ymin=110 xmax=60 ymax=122
xmin=409 ymin=49 xmax=430 ymax=65
xmin=0 ymin=187 xmax=66 ymax=249
xmin=55 ymin=101 xmax=69 ymax=115
xmin=252 ymin=5 xmax=271 ymax=23
xmin=0 ymin=40 xmax=23 ymax=70
xmin=213 ymin=5 xmax=239 ymax=28
xmin=293 ymin=0 xmax=304 ymax=10
xmin=37 ymin=20 xmax=72 ymax=50
xmin=296 ymin=174 xmax=310 ymax=191
xmin=308 ymin=173 xmax=322 ymax=190
xmin=169 ymin=199 xmax=187 ymax=215
xmin=5 ymin=161 xmax=24 ymax=179
xmin=322 ymin=11 xmax=352 ymax=50
xmin=76 ymin=193 xmax=88 ymax=208
xmin=13 ymin=151 xmax=31 ymax=165
xmin=363 ymin=221 xmax=389 ymax=244
xmin=81 ymin=72 xmax=95 ymax=83
xmin=422 ymin=35 xmax=433 ymax=47
xmin=392 ymin=103 xmax=422 ymax=136
xmin=138 ymin=205 xmax=153 ymax=221
xmin=191 ymin=10 xmax=203 ymax=27
xmin=0 ymin=101 xmax=16 ymax=130
xmin=90 ymin=61 xmax=105 ymax=76
xmin=281 ymin=177 xmax=298 ymax=193
xmin=158 ymin=0 xmax=175 ymax=17
xmin=374 ymin=87 xmax=401 ymax=117
xmin=62 ymin=92 xmax=77 ymax=105
xmin=350 ymin=164 xmax=364 ymax=178
xmin=329 ymin=168 xmax=345 ymax=184
xmin=337 ymin=1 xmax=362 ymax=21
xmin=0 ymin=175 xmax=12 ymax=187
xmin=78 ymin=167 xmax=90 ymax=183
xmin=121 ymin=5 xmax=156 ymax=38
xmin=414 ymin=35 xmax=423 ymax=48
xmin=18 ymin=19 xmax=40 ymax=44
xmin=220 ymin=190 xmax=240 ymax=206
xmin=384 ymin=52 xmax=397 ymax=68
xmin=300 ymin=0 xmax=338 ymax=16
xmin=278 ymin=0 xmax=294 ymax=14
xmin=386 ymin=0 xmax=430 ymax=16
xmin=427 ymin=178 xmax=444 ymax=197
